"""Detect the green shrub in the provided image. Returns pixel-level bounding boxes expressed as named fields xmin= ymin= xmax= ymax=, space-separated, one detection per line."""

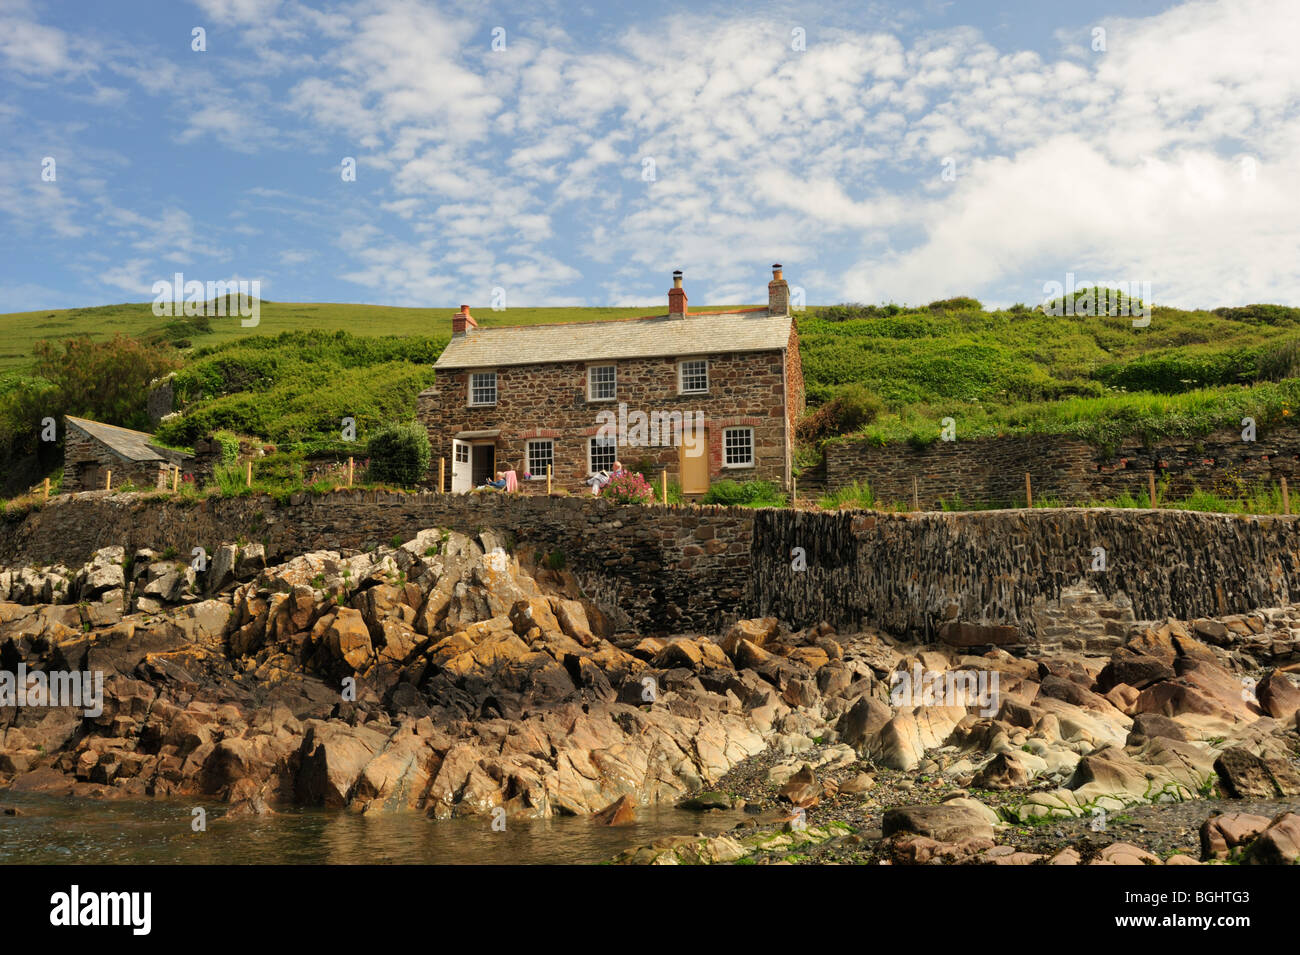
xmin=927 ymin=296 xmax=982 ymax=312
xmin=366 ymin=421 xmax=431 ymax=487
xmin=212 ymin=429 xmax=241 ymax=466
xmin=797 ymin=383 xmax=885 ymax=443
xmin=818 ymin=481 xmax=875 ymax=510
xmin=702 ymin=479 xmax=786 ymax=507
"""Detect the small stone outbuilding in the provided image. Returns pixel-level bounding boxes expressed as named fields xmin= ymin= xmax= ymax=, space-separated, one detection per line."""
xmin=62 ymin=416 xmax=190 ymax=492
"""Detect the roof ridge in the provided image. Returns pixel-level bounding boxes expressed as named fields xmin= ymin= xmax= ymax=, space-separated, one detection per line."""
xmin=465 ymin=306 xmax=769 ymax=333
xmin=66 ymin=415 xmax=159 ymax=440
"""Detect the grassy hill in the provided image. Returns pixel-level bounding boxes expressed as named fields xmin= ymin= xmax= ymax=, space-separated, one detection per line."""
xmin=0 ymin=301 xmax=667 ymax=375
xmin=4 ymin=294 xmax=1300 ymax=499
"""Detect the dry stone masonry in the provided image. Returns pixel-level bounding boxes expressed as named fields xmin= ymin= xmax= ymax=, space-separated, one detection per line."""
xmin=825 ymin=428 xmax=1300 ymax=508
xmin=8 ymin=493 xmax=1300 ymax=642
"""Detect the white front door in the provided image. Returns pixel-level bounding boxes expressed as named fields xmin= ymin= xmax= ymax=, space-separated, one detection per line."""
xmin=451 ymin=439 xmax=472 ymax=493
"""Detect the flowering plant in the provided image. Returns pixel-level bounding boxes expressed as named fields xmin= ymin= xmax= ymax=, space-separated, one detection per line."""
xmin=600 ymin=471 xmax=655 ymax=504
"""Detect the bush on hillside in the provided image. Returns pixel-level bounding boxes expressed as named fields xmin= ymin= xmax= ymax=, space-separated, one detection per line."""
xmin=815 ymin=303 xmax=905 ymax=322
xmin=796 ymin=384 xmax=885 ymax=443
xmin=926 ymin=297 xmax=982 ymax=312
xmin=366 ymin=422 xmax=431 ymax=487
xmin=1213 ymin=305 xmax=1300 ymax=326
xmin=211 ymin=430 xmax=241 ymax=466
xmin=32 ymin=334 xmax=180 ymax=431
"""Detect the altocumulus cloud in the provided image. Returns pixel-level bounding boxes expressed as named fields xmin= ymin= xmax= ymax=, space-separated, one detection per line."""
xmin=0 ymin=0 xmax=1296 ymax=311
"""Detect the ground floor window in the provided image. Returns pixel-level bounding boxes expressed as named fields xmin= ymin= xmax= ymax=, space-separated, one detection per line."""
xmin=589 ymin=436 xmax=617 ymax=472
xmin=454 ymin=443 xmax=470 ymax=464
xmin=723 ymin=427 xmax=754 ymax=467
xmin=526 ymin=439 xmax=553 ymax=479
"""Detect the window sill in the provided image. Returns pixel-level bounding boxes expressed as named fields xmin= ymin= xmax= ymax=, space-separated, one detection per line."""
xmin=722 ymin=462 xmax=755 ymax=469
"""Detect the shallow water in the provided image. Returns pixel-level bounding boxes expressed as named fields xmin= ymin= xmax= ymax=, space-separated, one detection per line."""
xmin=0 ymin=792 xmax=750 ymax=865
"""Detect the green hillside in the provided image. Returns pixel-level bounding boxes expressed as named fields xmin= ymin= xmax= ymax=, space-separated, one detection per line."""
xmin=4 ymin=294 xmax=1300 ymax=500
xmin=0 ymin=300 xmax=664 ymax=374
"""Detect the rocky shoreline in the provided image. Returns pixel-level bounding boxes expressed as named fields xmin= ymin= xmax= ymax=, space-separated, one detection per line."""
xmin=1 ymin=527 xmax=1298 ymax=865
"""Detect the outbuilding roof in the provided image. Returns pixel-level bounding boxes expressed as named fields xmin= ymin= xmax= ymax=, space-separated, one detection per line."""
xmin=433 ymin=309 xmax=793 ymax=370
xmin=65 ymin=416 xmax=169 ymax=462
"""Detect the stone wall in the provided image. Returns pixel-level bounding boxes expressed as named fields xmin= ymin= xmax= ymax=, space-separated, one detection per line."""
xmin=825 ymin=428 xmax=1300 ymax=508
xmin=749 ymin=507 xmax=1300 ymax=639
xmin=418 ymin=347 xmax=793 ymax=494
xmin=8 ymin=494 xmax=1300 ymax=640
xmin=0 ymin=492 xmax=753 ymax=635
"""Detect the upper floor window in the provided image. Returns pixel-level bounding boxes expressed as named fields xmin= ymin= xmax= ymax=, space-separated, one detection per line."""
xmin=678 ymin=359 xmax=708 ymax=394
xmin=588 ymin=364 xmax=616 ymax=401
xmin=469 ymin=371 xmax=497 ymax=406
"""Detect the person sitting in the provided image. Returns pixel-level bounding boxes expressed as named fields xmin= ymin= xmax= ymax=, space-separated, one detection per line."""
xmin=588 ymin=461 xmax=630 ymax=495
xmin=479 ymin=471 xmax=507 ymax=490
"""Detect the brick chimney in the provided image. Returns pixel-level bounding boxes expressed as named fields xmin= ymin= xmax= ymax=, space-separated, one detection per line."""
xmin=668 ymin=270 xmax=687 ymax=318
xmin=452 ymin=304 xmax=477 ymax=336
xmin=768 ymin=264 xmax=789 ymax=316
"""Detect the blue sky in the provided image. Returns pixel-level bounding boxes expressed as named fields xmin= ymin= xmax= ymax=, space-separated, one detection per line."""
xmin=1 ymin=0 xmax=1297 ymax=314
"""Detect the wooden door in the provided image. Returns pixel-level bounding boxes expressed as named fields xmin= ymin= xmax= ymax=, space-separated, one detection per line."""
xmin=680 ymin=428 xmax=709 ymax=494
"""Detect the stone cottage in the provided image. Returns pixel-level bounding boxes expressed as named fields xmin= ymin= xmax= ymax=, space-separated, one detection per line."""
xmin=417 ymin=266 xmax=804 ymax=495
xmin=62 ymin=416 xmax=190 ymax=492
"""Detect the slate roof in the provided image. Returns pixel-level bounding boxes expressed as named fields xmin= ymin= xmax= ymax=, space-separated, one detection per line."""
xmin=65 ymin=416 xmax=169 ymax=462
xmin=433 ymin=308 xmax=793 ymax=370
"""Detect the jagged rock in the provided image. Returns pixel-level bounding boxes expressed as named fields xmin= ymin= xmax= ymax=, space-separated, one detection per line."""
xmin=1200 ymin=812 xmax=1272 ymax=860
xmin=720 ymin=617 xmax=778 ymax=657
xmin=1214 ymin=747 xmax=1300 ymax=798
xmin=839 ymin=772 xmax=875 ymax=794
xmin=234 ymin=544 xmax=267 ymax=580
xmin=1256 ymin=670 xmax=1300 ymax=723
xmin=837 ymin=694 xmax=892 ymax=749
xmin=1126 ymin=713 xmax=1187 ymax=746
xmin=1088 ymin=842 xmax=1161 ymax=866
xmin=295 ymin=720 xmax=391 ymax=807
xmin=973 ymin=751 xmax=1030 ymax=790
xmin=778 ymin=764 xmax=819 ymax=808
xmin=594 ymin=793 xmax=638 ymax=825
xmin=208 ymin=544 xmax=238 ymax=592
xmin=1242 ymin=813 xmax=1300 ymax=865
xmin=1097 ymin=649 xmax=1175 ymax=692
xmin=883 ymin=802 xmax=996 ymax=842
xmin=313 ymin=608 xmax=373 ymax=671
xmin=77 ymin=547 xmax=125 ymax=598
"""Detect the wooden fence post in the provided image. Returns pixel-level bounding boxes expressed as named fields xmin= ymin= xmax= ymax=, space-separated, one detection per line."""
xmin=912 ymin=476 xmax=919 ymax=511
xmin=792 ymin=476 xmax=797 ymax=505
xmin=348 ymin=457 xmax=354 ymax=487
xmin=1025 ymin=472 xmax=1033 ymax=508
xmin=439 ymin=457 xmax=445 ymax=493
xmin=547 ymin=465 xmax=552 ymax=495
xmin=105 ymin=469 xmax=112 ymax=492
xmin=1283 ymin=477 xmax=1291 ymax=516
xmin=1148 ymin=471 xmax=1157 ymax=508
xmin=43 ymin=477 xmax=50 ymax=500
xmin=662 ymin=470 xmax=668 ymax=505
xmin=246 ymin=460 xmax=253 ymax=488
xmin=172 ymin=467 xmax=179 ymax=493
